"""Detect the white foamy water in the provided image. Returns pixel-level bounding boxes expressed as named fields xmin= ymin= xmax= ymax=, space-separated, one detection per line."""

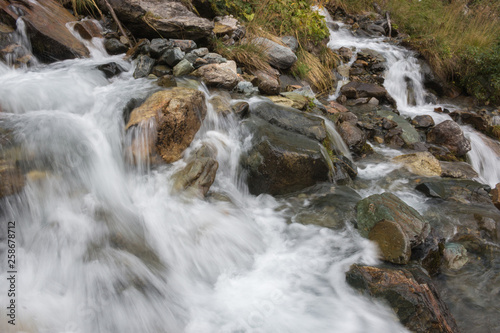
xmin=0 ymin=27 xmax=408 ymax=333
xmin=318 ymin=7 xmax=500 ymax=186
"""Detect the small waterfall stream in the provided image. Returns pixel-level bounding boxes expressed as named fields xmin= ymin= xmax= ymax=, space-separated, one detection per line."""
xmin=320 ymin=8 xmax=500 ymax=187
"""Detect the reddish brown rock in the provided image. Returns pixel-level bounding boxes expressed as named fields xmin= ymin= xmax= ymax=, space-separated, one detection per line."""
xmin=492 ymin=183 xmax=500 ymax=210
xmin=427 ymin=120 xmax=471 ymax=157
xmin=0 ymin=0 xmax=89 ymax=62
xmin=346 ymin=265 xmax=460 ymax=333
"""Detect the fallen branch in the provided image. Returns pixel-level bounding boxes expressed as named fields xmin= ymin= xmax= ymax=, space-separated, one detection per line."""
xmin=102 ymin=0 xmax=133 ymax=47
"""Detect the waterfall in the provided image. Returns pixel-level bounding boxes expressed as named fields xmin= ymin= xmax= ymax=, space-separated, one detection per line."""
xmin=0 ymin=21 xmax=409 ymax=333
xmin=319 ymin=7 xmax=500 ymax=187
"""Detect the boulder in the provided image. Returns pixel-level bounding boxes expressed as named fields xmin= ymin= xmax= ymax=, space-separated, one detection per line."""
xmin=369 ymin=219 xmax=411 ymax=264
xmin=256 ymin=71 xmax=280 ymax=95
xmin=443 ymin=243 xmax=468 ymax=270
xmin=152 ymin=65 xmax=172 ymax=77
xmin=173 ymin=59 xmax=194 ymax=76
xmin=416 ymin=179 xmax=491 ymax=205
xmin=172 ymin=144 xmax=218 ymax=197
xmin=213 ymin=16 xmax=245 ymax=40
xmin=427 ymin=120 xmax=471 ymax=157
xmin=393 ymin=152 xmax=442 ymax=177
xmin=242 ymin=118 xmax=331 ymax=196
xmin=280 ymin=36 xmax=298 ymax=52
xmin=267 ymin=96 xmax=303 ymax=110
xmin=450 ymin=110 xmax=489 ymax=133
xmin=338 ymin=122 xmax=367 ymax=154
xmin=250 ymin=101 xmax=327 ymax=142
xmin=281 ymin=184 xmax=361 ymax=230
xmin=232 ymin=102 xmax=249 ymax=118
xmin=440 ymin=161 xmax=478 ymax=179
xmin=104 ymin=38 xmax=128 ymax=55
xmin=411 ymin=115 xmax=435 ymax=128
xmin=377 ymin=109 xmax=421 ymax=146
xmin=252 ymin=37 xmax=297 ymax=69
xmin=346 ymin=264 xmax=460 ymax=333
xmin=191 ymin=61 xmax=239 ymax=89
xmin=356 ymin=192 xmax=429 ymax=246
xmin=97 ymin=62 xmax=125 ymax=79
xmin=133 ymin=55 xmax=155 ymax=79
xmin=149 ymin=38 xmax=173 ymax=58
xmin=99 ymin=0 xmax=213 ymax=40
xmin=491 ymin=183 xmax=500 ymax=210
xmin=125 ymin=88 xmax=207 ymax=163
xmin=338 ymin=46 xmax=353 ymax=62
xmin=72 ymin=19 xmax=102 ymax=40
xmin=340 ymin=81 xmax=395 ymax=105
xmin=0 ymin=0 xmax=89 ymax=61
xmin=157 ymin=74 xmax=177 ymax=88
xmin=209 ymin=93 xmax=232 ymax=116
xmin=160 ymin=47 xmax=185 ymax=66
xmin=170 ymin=39 xmax=197 ymax=52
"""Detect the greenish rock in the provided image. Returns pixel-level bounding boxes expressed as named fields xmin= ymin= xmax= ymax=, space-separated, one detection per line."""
xmin=415 ymin=179 xmax=491 ymax=205
xmin=133 ymin=54 xmax=155 ymax=79
xmin=377 ymin=109 xmax=421 ymax=145
xmin=250 ymin=101 xmax=327 ymax=142
xmin=279 ymin=184 xmax=361 ymax=229
xmin=172 ymin=144 xmax=218 ymax=197
xmin=443 ymin=243 xmax=468 ymax=270
xmin=173 ymin=59 xmax=194 ymax=77
xmin=241 ymin=117 xmax=332 ymax=196
xmin=279 ymin=92 xmax=310 ymax=109
xmin=356 ymin=192 xmax=429 ymax=246
xmin=369 ymin=219 xmax=411 ymax=264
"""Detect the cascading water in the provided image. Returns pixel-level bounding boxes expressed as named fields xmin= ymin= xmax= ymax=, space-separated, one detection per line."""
xmin=0 ymin=22 xmax=410 ymax=333
xmin=319 ymin=7 xmax=500 ymax=187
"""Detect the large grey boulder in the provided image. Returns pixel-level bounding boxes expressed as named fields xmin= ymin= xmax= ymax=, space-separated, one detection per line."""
xmin=0 ymin=0 xmax=89 ymax=62
xmin=427 ymin=120 xmax=471 ymax=157
xmin=252 ymin=37 xmax=297 ymax=69
xmin=99 ymin=0 xmax=213 ymax=40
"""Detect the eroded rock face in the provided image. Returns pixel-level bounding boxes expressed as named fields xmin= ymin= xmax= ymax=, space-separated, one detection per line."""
xmin=427 ymin=120 xmax=471 ymax=157
xmin=125 ymin=88 xmax=207 ymax=164
xmin=346 ymin=264 xmax=460 ymax=333
xmin=100 ymin=0 xmax=214 ymax=40
xmin=356 ymin=192 xmax=430 ymax=246
xmin=0 ymin=0 xmax=89 ymax=62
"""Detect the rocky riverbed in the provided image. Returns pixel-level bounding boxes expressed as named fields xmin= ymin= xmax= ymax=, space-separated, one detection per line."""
xmin=1 ymin=1 xmax=499 ymax=332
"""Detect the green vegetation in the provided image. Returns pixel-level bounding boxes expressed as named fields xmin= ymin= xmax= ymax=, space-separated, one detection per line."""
xmin=211 ymin=38 xmax=272 ymax=72
xmin=205 ymin=0 xmax=338 ymax=93
xmin=327 ymin=0 xmax=500 ymax=104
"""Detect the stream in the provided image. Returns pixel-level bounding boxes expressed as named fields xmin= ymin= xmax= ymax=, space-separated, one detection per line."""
xmin=0 ymin=9 xmax=499 ymax=333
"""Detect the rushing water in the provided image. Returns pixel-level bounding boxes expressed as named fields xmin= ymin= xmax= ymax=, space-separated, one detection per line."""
xmin=319 ymin=8 xmax=500 ymax=333
xmin=0 ymin=19 xmax=411 ymax=333
xmin=319 ymin=8 xmax=500 ymax=187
